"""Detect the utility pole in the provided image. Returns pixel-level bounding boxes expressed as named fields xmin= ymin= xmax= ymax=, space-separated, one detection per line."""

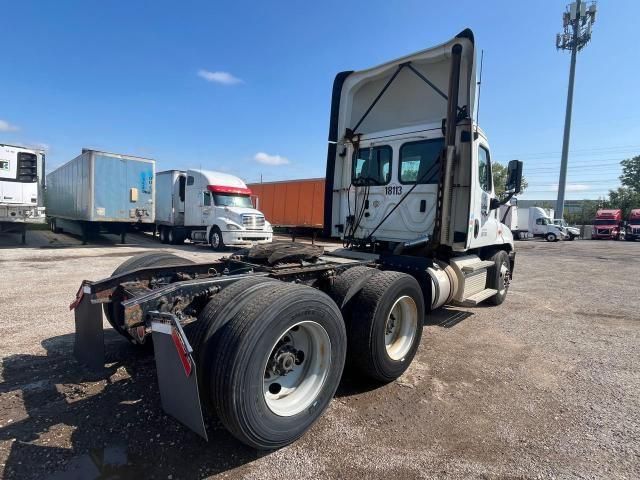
xmin=555 ymin=0 xmax=597 ymax=219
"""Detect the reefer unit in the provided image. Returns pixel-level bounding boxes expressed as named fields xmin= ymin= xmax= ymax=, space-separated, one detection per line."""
xmin=247 ymin=178 xmax=325 ymax=229
xmin=46 ymin=149 xmax=155 ymax=242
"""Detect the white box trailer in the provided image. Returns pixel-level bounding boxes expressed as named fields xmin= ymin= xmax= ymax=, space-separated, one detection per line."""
xmin=46 ymin=149 xmax=155 ymax=243
xmin=155 ymin=169 xmax=273 ymax=248
xmin=0 ymin=144 xmax=46 ymax=244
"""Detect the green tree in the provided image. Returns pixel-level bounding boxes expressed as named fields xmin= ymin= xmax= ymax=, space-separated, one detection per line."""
xmin=620 ymin=155 xmax=640 ymax=193
xmin=607 ymin=155 xmax=640 ymax=218
xmin=608 ymin=186 xmax=640 ymax=218
xmin=492 ymin=162 xmax=528 ymax=199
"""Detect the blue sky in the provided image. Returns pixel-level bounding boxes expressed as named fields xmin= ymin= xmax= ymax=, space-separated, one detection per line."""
xmin=0 ymin=0 xmax=637 ymax=200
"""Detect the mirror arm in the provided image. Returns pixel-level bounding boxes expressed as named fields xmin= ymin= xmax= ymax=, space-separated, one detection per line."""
xmin=498 ymin=191 xmax=516 ymax=207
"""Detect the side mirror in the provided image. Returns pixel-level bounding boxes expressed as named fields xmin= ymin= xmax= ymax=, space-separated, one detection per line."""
xmin=506 ymin=160 xmax=523 ymax=194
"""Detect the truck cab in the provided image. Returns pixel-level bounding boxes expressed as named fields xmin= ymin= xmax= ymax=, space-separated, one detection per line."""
xmin=326 ymin=30 xmax=517 ymax=255
xmin=553 ymin=218 xmax=579 ymax=240
xmin=625 ymin=209 xmax=640 ymax=241
xmin=156 ymin=169 xmax=273 ymax=249
xmin=592 ymin=209 xmax=623 ymax=240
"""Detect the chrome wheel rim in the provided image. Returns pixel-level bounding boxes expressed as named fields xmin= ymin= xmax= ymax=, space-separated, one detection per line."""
xmin=211 ymin=232 xmax=220 ymax=248
xmin=263 ymin=321 xmax=331 ymax=417
xmin=384 ymin=295 xmax=418 ymax=361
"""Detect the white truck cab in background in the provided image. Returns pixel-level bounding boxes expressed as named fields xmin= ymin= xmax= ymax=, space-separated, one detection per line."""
xmin=516 ymin=206 xmax=568 ymax=241
xmin=553 ymin=218 xmax=579 ymax=240
xmin=0 ymin=143 xmax=46 ymax=243
xmin=155 ymin=169 xmax=273 ymax=249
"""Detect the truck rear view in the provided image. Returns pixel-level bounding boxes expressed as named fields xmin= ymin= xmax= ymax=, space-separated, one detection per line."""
xmin=46 ymin=149 xmax=155 ymax=243
xmin=70 ymin=29 xmax=525 ymax=451
xmin=0 ymin=143 xmax=46 ymax=243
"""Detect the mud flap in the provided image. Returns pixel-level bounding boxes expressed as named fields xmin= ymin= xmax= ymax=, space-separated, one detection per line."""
xmin=73 ymin=288 xmax=105 ymax=371
xmin=151 ymin=316 xmax=208 ymax=441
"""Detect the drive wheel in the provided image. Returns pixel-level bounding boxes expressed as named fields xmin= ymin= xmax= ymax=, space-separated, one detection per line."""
xmin=208 ymin=282 xmax=346 ymax=449
xmin=346 ymin=271 xmax=424 ymax=383
xmin=485 ymin=250 xmax=511 ymax=306
xmin=104 ymin=252 xmax=194 ymax=342
xmin=546 ymin=233 xmax=557 ymax=242
xmin=167 ymin=228 xmax=176 ymax=245
xmin=210 ymin=226 xmax=225 ymax=251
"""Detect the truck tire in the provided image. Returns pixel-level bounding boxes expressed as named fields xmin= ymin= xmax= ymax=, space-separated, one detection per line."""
xmin=103 ymin=252 xmax=194 ymax=341
xmin=346 ymin=271 xmax=424 ymax=383
xmin=485 ymin=250 xmax=511 ymax=306
xmin=186 ymin=276 xmax=278 ymax=405
xmin=167 ymin=227 xmax=184 ymax=245
xmin=545 ymin=233 xmax=557 ymax=242
xmin=210 ymin=226 xmax=225 ymax=251
xmin=328 ymin=265 xmax=378 ymax=308
xmin=159 ymin=226 xmax=168 ymax=244
xmin=208 ymin=282 xmax=346 ymax=449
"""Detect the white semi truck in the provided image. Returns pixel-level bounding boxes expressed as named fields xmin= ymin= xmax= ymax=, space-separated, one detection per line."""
xmin=155 ymin=169 xmax=273 ymax=249
xmin=516 ymin=207 xmax=568 ymax=241
xmin=71 ymin=29 xmax=525 ymax=450
xmin=0 ymin=143 xmax=46 ymax=243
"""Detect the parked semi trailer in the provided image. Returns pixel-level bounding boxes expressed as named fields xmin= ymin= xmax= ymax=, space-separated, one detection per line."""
xmin=46 ymin=149 xmax=155 ymax=243
xmin=155 ymin=169 xmax=273 ymax=248
xmin=71 ymin=29 xmax=524 ymax=449
xmin=247 ymin=178 xmax=325 ymax=231
xmin=0 ymin=144 xmax=46 ymax=243
xmin=591 ymin=209 xmax=623 ymax=240
xmin=625 ymin=209 xmax=640 ymax=241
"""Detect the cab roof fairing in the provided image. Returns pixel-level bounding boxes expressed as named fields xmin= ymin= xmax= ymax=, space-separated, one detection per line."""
xmin=334 ymin=29 xmax=477 ymax=145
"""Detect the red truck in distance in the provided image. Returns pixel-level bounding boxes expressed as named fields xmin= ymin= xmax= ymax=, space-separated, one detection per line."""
xmin=625 ymin=209 xmax=640 ymax=241
xmin=591 ymin=209 xmax=624 ymax=240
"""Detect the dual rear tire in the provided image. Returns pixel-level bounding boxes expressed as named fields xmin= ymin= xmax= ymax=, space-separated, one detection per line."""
xmin=190 ymin=270 xmax=425 ymax=448
xmin=190 ymin=279 xmax=346 ymax=449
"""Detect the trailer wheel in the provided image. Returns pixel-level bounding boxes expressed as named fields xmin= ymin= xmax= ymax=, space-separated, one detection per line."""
xmin=346 ymin=271 xmax=424 ymax=383
xmin=209 ymin=282 xmax=346 ymax=449
xmin=485 ymin=250 xmax=511 ymax=306
xmin=209 ymin=226 xmax=225 ymax=251
xmin=103 ymin=252 xmax=194 ymax=341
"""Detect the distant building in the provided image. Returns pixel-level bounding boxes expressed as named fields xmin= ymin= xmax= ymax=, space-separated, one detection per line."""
xmin=515 ymin=199 xmax=600 ymax=214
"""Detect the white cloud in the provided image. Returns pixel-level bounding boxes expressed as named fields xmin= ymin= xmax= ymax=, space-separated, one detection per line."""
xmin=254 ymin=152 xmax=290 ymax=166
xmin=0 ymin=119 xmax=19 ymax=132
xmin=197 ymin=69 xmax=243 ymax=85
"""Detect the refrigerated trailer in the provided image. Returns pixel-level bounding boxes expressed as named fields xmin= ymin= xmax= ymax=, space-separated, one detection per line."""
xmin=71 ymin=29 xmax=525 ymax=449
xmin=155 ymin=169 xmax=273 ymax=248
xmin=46 ymin=149 xmax=155 ymax=243
xmin=0 ymin=144 xmax=46 ymax=244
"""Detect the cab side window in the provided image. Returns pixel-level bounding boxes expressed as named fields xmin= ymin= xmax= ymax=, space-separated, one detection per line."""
xmin=203 ymin=191 xmax=212 ymax=206
xmin=478 ymin=146 xmax=492 ymax=193
xmin=352 ymin=146 xmax=392 ymax=186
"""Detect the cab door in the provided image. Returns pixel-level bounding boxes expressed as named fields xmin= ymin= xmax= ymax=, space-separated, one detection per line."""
xmin=466 ymin=139 xmax=499 ymax=248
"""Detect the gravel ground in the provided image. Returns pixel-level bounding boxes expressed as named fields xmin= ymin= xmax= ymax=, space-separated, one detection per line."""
xmin=0 ymin=231 xmax=638 ymax=479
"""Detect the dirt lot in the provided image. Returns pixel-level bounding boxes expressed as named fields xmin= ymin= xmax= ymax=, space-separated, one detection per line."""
xmin=0 ymin=231 xmax=638 ymax=479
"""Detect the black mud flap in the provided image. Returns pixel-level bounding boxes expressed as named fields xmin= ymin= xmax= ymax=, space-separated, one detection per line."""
xmin=151 ymin=315 xmax=208 ymax=441
xmin=72 ymin=286 xmax=105 ymax=371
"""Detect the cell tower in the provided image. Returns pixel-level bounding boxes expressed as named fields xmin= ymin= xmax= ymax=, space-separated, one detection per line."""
xmin=555 ymin=0 xmax=597 ymax=219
